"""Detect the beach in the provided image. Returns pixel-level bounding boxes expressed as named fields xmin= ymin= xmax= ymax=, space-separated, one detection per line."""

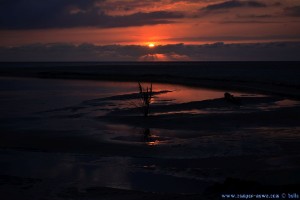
xmin=0 ymin=62 xmax=299 ymax=199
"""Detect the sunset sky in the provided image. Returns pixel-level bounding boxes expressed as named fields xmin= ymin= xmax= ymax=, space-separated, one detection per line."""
xmin=1 ymin=0 xmax=300 ymax=61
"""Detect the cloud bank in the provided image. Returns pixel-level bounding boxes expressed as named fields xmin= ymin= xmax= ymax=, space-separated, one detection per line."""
xmin=1 ymin=42 xmax=299 ymax=61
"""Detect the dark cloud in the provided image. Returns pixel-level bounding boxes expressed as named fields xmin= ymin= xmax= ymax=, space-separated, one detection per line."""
xmin=166 ymin=35 xmax=300 ymax=43
xmin=138 ymin=53 xmax=190 ymax=61
xmin=0 ymin=0 xmax=183 ymax=29
xmin=1 ymin=42 xmax=300 ymax=61
xmin=215 ymin=20 xmax=279 ymax=24
xmin=236 ymin=14 xmax=273 ymax=19
xmin=272 ymin=2 xmax=282 ymax=7
xmin=284 ymin=6 xmax=300 ymax=17
xmin=202 ymin=0 xmax=267 ymax=11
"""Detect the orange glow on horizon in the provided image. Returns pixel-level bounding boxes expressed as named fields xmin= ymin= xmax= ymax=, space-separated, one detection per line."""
xmin=1 ymin=16 xmax=300 ymax=47
xmin=148 ymin=43 xmax=155 ymax=48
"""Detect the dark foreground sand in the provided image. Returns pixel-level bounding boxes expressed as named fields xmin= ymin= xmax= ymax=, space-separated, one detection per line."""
xmin=0 ymin=62 xmax=300 ymax=199
xmin=1 ymin=176 xmax=299 ymax=200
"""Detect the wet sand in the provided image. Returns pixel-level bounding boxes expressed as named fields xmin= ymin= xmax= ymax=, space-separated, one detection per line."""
xmin=0 ymin=62 xmax=300 ymax=199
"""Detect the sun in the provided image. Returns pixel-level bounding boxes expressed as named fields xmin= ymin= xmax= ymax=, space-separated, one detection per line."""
xmin=148 ymin=43 xmax=155 ymax=48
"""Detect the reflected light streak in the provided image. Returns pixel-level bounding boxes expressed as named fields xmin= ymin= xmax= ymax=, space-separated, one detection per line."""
xmin=147 ymin=140 xmax=160 ymax=146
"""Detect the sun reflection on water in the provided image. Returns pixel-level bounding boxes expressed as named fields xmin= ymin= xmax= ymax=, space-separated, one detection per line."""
xmin=147 ymin=140 xmax=160 ymax=146
xmin=142 ymin=128 xmax=161 ymax=146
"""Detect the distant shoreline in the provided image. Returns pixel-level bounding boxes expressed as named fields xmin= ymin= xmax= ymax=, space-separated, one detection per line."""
xmin=1 ymin=61 xmax=300 ymax=99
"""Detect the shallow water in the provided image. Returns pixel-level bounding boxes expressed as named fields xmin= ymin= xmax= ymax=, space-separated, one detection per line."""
xmin=0 ymin=77 xmax=299 ymax=194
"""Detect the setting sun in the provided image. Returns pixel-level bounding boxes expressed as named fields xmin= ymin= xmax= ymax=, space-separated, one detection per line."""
xmin=148 ymin=43 xmax=155 ymax=48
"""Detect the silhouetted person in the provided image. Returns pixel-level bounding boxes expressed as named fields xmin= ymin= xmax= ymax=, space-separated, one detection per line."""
xmin=224 ymin=92 xmax=241 ymax=105
xmin=224 ymin=92 xmax=231 ymax=99
xmin=143 ymin=128 xmax=151 ymax=141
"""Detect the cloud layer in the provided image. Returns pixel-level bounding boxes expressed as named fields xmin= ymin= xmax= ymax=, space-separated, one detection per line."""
xmin=0 ymin=0 xmax=183 ymax=29
xmin=1 ymin=0 xmax=298 ymax=30
xmin=1 ymin=42 xmax=299 ymax=61
xmin=202 ymin=0 xmax=266 ymax=11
